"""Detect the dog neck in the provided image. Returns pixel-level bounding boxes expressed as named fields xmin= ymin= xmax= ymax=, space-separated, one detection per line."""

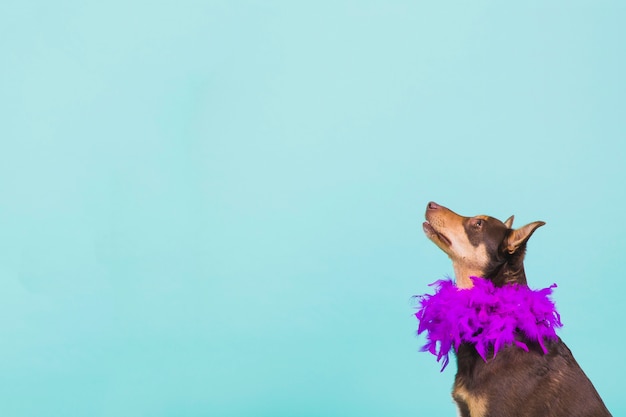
xmin=489 ymin=250 xmax=529 ymax=286
xmin=453 ymin=265 xmax=482 ymax=288
xmin=454 ymin=254 xmax=529 ymax=288
xmin=490 ymin=263 xmax=528 ymax=287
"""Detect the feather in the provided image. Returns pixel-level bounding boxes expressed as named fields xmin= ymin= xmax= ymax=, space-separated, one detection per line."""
xmin=414 ymin=277 xmax=562 ymax=371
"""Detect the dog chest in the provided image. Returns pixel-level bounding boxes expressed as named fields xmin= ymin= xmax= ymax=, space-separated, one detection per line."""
xmin=452 ymin=385 xmax=487 ymax=417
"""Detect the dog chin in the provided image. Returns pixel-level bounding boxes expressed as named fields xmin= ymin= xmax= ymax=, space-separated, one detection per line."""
xmin=423 ymin=222 xmax=451 ymax=248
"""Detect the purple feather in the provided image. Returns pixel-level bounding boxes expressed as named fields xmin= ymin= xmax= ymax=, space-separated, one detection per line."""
xmin=414 ymin=277 xmax=562 ymax=371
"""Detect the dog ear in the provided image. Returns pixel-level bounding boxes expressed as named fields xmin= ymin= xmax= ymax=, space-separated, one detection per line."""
xmin=503 ymin=215 xmax=514 ymax=229
xmin=505 ymin=221 xmax=545 ymax=254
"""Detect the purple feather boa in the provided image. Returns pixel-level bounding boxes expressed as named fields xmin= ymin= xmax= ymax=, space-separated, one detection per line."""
xmin=414 ymin=277 xmax=562 ymax=371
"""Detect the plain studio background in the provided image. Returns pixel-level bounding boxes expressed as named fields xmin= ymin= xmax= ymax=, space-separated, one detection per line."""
xmin=1 ymin=1 xmax=624 ymax=416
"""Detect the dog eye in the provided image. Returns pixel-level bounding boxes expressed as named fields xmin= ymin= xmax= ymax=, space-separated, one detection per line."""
xmin=474 ymin=219 xmax=483 ymax=228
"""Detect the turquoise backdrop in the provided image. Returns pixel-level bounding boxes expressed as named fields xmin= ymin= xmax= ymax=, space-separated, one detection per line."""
xmin=2 ymin=1 xmax=624 ymax=416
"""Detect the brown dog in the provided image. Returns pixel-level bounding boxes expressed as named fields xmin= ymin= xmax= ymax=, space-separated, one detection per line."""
xmin=422 ymin=202 xmax=611 ymax=417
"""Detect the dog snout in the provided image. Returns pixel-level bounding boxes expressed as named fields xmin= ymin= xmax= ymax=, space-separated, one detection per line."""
xmin=427 ymin=201 xmax=440 ymax=211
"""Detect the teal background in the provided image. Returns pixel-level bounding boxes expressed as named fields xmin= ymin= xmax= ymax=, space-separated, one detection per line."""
xmin=2 ymin=1 xmax=624 ymax=416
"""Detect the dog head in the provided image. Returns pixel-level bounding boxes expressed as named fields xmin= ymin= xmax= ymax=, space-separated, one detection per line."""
xmin=423 ymin=202 xmax=545 ymax=288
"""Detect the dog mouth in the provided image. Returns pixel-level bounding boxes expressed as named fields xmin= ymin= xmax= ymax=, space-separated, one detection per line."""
xmin=423 ymin=221 xmax=452 ymax=247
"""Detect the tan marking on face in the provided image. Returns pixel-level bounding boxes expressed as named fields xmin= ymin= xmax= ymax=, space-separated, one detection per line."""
xmin=454 ymin=385 xmax=488 ymax=417
xmin=424 ymin=206 xmax=491 ymax=288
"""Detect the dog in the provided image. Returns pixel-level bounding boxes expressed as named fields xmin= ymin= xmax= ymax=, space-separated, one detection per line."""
xmin=422 ymin=201 xmax=611 ymax=417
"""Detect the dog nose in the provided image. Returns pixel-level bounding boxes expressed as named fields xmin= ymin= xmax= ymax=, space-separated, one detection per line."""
xmin=427 ymin=201 xmax=440 ymax=210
